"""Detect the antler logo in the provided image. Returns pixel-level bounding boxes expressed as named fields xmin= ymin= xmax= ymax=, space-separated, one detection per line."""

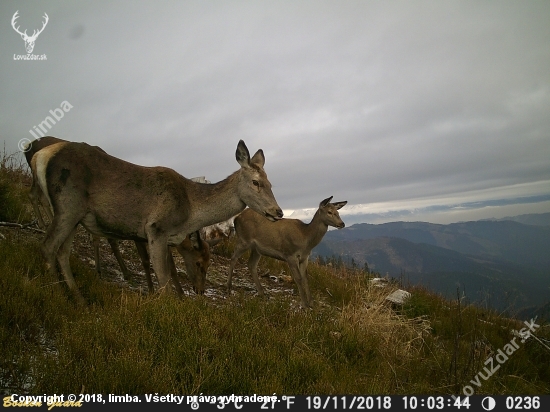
xmin=11 ymin=10 xmax=49 ymax=54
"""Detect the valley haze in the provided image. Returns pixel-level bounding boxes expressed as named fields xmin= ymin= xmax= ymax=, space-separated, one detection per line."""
xmin=312 ymin=213 xmax=550 ymax=320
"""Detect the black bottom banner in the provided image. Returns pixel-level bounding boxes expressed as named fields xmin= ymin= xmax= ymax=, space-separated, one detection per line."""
xmin=2 ymin=394 xmax=547 ymax=411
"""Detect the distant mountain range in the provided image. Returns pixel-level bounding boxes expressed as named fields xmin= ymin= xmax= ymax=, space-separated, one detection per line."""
xmin=482 ymin=212 xmax=550 ymax=226
xmin=312 ymin=213 xmax=550 ymax=319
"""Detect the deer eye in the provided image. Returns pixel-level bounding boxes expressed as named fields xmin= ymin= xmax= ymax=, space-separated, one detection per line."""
xmin=252 ymin=180 xmax=260 ymax=187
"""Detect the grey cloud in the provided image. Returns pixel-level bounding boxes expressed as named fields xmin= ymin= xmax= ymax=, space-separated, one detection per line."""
xmin=1 ymin=0 xmax=549 ymax=224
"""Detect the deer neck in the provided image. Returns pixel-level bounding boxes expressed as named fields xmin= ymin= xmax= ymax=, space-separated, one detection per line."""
xmin=304 ymin=210 xmax=329 ymax=250
xmin=186 ymin=171 xmax=245 ymax=230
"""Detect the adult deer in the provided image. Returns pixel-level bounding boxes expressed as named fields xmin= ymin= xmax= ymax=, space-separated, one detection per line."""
xmin=24 ymin=136 xmax=212 ymax=295
xmin=227 ymin=196 xmax=347 ymax=308
xmin=34 ymin=138 xmax=282 ymax=304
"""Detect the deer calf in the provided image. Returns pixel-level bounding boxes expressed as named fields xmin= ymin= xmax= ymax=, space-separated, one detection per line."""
xmin=228 ymin=196 xmax=347 ymax=308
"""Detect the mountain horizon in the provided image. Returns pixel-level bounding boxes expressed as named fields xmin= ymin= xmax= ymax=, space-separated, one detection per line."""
xmin=312 ymin=213 xmax=550 ymax=320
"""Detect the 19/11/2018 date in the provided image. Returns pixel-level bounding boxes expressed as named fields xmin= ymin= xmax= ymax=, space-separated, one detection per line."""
xmin=306 ymin=396 xmax=392 ymax=409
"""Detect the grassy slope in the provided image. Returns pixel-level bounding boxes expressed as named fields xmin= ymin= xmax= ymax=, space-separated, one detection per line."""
xmin=1 ymin=149 xmax=549 ymax=395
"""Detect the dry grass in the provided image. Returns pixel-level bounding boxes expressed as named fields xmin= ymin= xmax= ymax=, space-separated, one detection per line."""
xmin=1 ymin=146 xmax=549 ymax=396
xmin=0 ymin=146 xmax=32 ymax=223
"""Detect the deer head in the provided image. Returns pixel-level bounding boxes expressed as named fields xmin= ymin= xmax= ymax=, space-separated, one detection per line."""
xmin=12 ymin=11 xmax=49 ymax=54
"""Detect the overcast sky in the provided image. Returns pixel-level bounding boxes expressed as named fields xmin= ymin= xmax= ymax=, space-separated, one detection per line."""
xmin=1 ymin=1 xmax=549 ymax=225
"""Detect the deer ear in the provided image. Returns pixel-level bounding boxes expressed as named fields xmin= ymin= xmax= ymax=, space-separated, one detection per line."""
xmin=236 ymin=140 xmax=251 ymax=168
xmin=189 ymin=231 xmax=203 ymax=250
xmin=332 ymin=201 xmax=347 ymax=210
xmin=320 ymin=196 xmax=333 ymax=207
xmin=250 ymin=149 xmax=265 ymax=168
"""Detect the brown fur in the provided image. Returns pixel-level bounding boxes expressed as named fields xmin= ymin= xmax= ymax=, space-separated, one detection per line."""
xmin=35 ymin=138 xmax=282 ymax=304
xmin=228 ymin=196 xmax=346 ymax=308
xmin=24 ymin=136 xmax=212 ymax=295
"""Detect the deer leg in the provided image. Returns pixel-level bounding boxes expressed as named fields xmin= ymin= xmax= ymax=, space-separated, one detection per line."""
xmin=146 ymin=233 xmax=172 ymax=294
xmin=41 ymin=214 xmax=75 ymax=277
xmin=227 ymin=240 xmax=248 ymax=292
xmin=248 ymin=248 xmax=265 ymax=297
xmin=287 ymin=258 xmax=311 ymax=308
xmin=134 ymin=241 xmax=154 ymax=293
xmin=55 ymin=225 xmax=86 ymax=306
xmin=137 ymin=242 xmax=182 ymax=295
xmin=167 ymin=248 xmax=185 ymax=296
xmin=107 ymin=238 xmax=132 ymax=280
xmin=299 ymin=258 xmax=313 ymax=308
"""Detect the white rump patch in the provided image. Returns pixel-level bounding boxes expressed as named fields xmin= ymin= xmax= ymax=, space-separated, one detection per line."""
xmin=34 ymin=142 xmax=69 ymax=212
